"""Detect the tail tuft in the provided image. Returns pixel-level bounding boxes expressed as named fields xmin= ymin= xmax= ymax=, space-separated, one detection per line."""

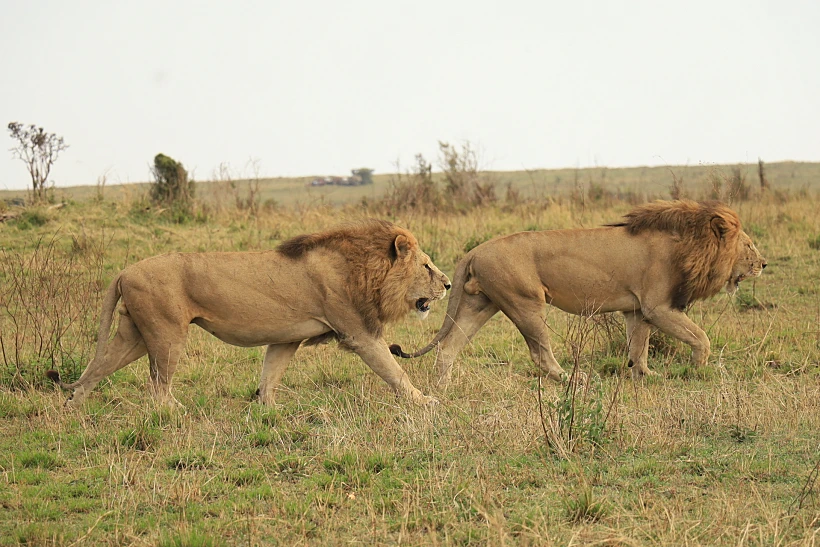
xmin=46 ymin=370 xmax=62 ymax=384
xmin=389 ymin=344 xmax=411 ymax=358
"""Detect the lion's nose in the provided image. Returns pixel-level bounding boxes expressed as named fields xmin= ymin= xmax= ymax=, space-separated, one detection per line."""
xmin=762 ymin=262 xmax=767 ymax=269
xmin=444 ymin=280 xmax=452 ymax=290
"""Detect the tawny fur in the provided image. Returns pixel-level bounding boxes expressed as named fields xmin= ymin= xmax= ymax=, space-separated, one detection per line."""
xmin=393 ymin=200 xmax=766 ymax=383
xmin=278 ymin=219 xmax=426 ymax=336
xmin=607 ymin=200 xmax=742 ymax=308
xmin=47 ymin=219 xmax=451 ymax=409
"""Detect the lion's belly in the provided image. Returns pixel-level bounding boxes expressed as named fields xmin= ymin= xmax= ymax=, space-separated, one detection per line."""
xmin=547 ymin=290 xmax=640 ymax=315
xmin=543 ymin=272 xmax=641 ymax=315
xmin=192 ymin=317 xmax=330 ymax=347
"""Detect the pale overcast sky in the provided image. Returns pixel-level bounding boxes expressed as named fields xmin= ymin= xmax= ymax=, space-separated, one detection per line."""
xmin=1 ymin=0 xmax=818 ymax=190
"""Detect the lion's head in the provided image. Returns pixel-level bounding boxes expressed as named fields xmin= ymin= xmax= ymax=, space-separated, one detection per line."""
xmin=278 ymin=219 xmax=450 ymax=334
xmin=610 ymin=200 xmax=766 ymax=307
xmin=383 ymin=233 xmax=451 ymax=320
xmin=725 ymin=231 xmax=767 ymax=294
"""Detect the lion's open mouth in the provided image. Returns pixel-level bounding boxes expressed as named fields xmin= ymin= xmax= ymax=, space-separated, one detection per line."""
xmin=416 ymin=298 xmax=431 ymax=313
xmin=726 ymin=274 xmax=745 ymax=294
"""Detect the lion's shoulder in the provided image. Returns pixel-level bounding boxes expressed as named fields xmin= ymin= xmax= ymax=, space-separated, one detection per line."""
xmin=607 ymin=200 xmax=744 ymax=308
xmin=275 ymin=219 xmax=423 ymax=336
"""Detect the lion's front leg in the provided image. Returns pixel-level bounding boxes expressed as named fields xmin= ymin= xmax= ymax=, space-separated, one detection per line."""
xmin=347 ymin=336 xmax=436 ymax=405
xmin=623 ymin=311 xmax=657 ymax=380
xmin=641 ymin=305 xmax=710 ymax=367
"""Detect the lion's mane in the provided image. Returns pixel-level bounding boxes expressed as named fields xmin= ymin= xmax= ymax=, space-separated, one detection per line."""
xmin=278 ymin=219 xmax=419 ymax=335
xmin=608 ymin=200 xmax=743 ymax=309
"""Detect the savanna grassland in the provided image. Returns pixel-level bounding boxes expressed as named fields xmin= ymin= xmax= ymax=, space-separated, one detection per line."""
xmin=1 ymin=162 xmax=820 ymax=546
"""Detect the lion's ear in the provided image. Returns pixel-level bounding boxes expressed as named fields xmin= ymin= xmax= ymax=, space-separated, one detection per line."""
xmin=710 ymin=216 xmax=727 ymax=240
xmin=393 ymin=234 xmax=412 ymax=259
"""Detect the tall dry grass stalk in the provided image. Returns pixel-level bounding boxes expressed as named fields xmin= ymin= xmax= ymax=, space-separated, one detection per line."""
xmin=0 ymin=231 xmax=108 ymax=388
xmin=538 ymin=310 xmax=624 ymax=458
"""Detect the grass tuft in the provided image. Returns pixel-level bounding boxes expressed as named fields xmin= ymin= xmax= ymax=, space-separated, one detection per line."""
xmin=563 ymin=489 xmax=608 ymax=524
xmin=117 ymin=426 xmax=161 ymax=451
xmin=167 ymin=451 xmax=210 ymax=471
xmin=19 ymin=451 xmax=59 ymax=470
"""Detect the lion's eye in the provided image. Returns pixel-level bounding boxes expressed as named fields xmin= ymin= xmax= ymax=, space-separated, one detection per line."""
xmin=424 ymin=264 xmax=432 ymax=271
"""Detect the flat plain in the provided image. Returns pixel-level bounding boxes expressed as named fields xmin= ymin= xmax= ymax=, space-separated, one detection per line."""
xmin=1 ymin=163 xmax=819 ymax=545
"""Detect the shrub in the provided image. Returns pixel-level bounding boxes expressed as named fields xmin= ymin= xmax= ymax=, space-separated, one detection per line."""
xmin=439 ymin=141 xmax=495 ymax=207
xmin=351 ymin=167 xmax=374 ymax=185
xmin=380 ymin=154 xmax=443 ymax=213
xmin=705 ymin=166 xmax=750 ymax=202
xmin=7 ymin=122 xmax=68 ymax=203
xmin=373 ymin=141 xmax=497 ymax=214
xmin=0 ymin=233 xmax=106 ymax=389
xmin=150 ymin=153 xmax=195 ymax=214
xmin=537 ymin=313 xmax=622 ymax=458
xmin=12 ymin=209 xmax=49 ymax=230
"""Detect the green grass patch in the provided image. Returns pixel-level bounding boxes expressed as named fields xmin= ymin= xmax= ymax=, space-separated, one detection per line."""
xmin=18 ymin=451 xmax=60 ymax=470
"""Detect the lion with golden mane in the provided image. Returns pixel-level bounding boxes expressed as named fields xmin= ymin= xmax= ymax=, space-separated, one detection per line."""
xmin=48 ymin=220 xmax=451 ymax=408
xmin=391 ymin=200 xmax=766 ymax=382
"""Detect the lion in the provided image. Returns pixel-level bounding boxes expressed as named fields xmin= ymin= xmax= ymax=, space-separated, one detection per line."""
xmin=390 ymin=200 xmax=766 ymax=382
xmin=47 ymin=220 xmax=451 ymax=408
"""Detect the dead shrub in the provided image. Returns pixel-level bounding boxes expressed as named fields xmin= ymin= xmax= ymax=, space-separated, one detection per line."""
xmin=378 ymin=154 xmax=443 ymax=214
xmin=0 ymin=232 xmax=107 ymax=388
xmin=439 ymin=141 xmax=496 ymax=208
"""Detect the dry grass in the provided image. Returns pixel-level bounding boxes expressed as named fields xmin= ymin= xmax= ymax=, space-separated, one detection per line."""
xmin=1 ymin=178 xmax=819 ymax=545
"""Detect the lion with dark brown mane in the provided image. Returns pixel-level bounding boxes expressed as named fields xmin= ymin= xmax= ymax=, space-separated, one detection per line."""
xmin=391 ymin=200 xmax=766 ymax=382
xmin=48 ymin=220 xmax=451 ymax=409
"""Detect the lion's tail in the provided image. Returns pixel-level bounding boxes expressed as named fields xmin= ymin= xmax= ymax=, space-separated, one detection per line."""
xmin=46 ymin=273 xmax=123 ymax=390
xmin=390 ymin=256 xmax=472 ymax=359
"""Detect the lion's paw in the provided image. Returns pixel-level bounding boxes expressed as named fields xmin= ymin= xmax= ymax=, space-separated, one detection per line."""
xmin=631 ymin=368 xmax=660 ymax=381
xmin=63 ymin=397 xmax=82 ymax=411
xmin=558 ymin=370 xmax=587 ymax=387
xmin=159 ymin=395 xmax=186 ymax=412
xmin=412 ymin=393 xmax=439 ymax=406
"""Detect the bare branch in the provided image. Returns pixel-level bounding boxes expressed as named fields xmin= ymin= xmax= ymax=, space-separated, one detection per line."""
xmin=7 ymin=122 xmax=68 ymax=203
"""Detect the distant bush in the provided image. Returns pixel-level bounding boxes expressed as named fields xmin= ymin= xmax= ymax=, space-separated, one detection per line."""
xmin=375 ymin=141 xmax=497 ymax=214
xmin=351 ymin=168 xmax=374 ymax=185
xmin=150 ymin=153 xmax=195 ymax=220
xmin=12 ymin=209 xmax=49 ymax=230
xmin=379 ymin=154 xmax=443 ymax=213
xmin=439 ymin=141 xmax=496 ymax=208
xmin=706 ymin=166 xmax=750 ymax=203
xmin=7 ymin=122 xmax=68 ymax=204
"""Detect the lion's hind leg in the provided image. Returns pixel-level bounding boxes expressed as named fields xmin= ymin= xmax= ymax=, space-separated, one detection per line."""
xmin=257 ymin=342 xmax=301 ymax=406
xmin=65 ymin=314 xmax=148 ymax=409
xmin=498 ymin=300 xmax=565 ymax=382
xmin=141 ymin=324 xmax=189 ymax=408
xmin=435 ymin=293 xmax=498 ymax=386
xmin=623 ymin=311 xmax=657 ymax=380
